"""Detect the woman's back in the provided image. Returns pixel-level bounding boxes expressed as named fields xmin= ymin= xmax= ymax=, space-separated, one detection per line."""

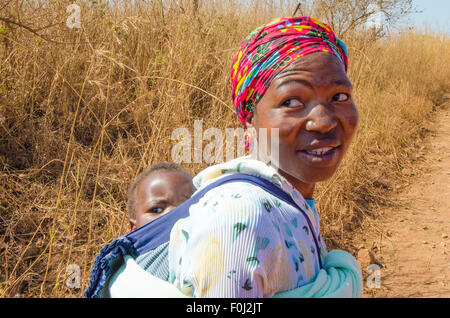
xmin=168 ymin=156 xmax=327 ymax=297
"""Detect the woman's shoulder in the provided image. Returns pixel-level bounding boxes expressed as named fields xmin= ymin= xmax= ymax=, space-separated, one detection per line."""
xmin=196 ymin=178 xmax=283 ymax=208
xmin=181 ymin=178 xmax=294 ymax=228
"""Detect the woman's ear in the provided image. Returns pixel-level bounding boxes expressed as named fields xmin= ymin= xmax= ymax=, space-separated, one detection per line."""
xmin=245 ymin=112 xmax=255 ymax=130
xmin=244 ymin=113 xmax=258 ymax=154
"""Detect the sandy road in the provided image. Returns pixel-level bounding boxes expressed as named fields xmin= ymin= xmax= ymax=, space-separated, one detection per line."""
xmin=358 ymin=107 xmax=450 ymax=298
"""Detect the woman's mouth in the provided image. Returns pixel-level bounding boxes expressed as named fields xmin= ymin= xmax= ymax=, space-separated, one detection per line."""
xmin=296 ymin=146 xmax=341 ymax=165
xmin=304 ymin=147 xmax=334 ymax=156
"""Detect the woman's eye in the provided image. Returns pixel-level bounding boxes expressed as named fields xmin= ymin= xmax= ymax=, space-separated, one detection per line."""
xmin=333 ymin=93 xmax=350 ymax=102
xmin=282 ymin=98 xmax=304 ymax=108
xmin=148 ymin=207 xmax=164 ymax=214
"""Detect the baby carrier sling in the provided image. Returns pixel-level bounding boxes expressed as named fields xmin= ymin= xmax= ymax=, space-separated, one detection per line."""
xmin=84 ymin=173 xmax=323 ymax=298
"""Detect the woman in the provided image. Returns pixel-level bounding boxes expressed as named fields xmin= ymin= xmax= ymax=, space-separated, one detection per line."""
xmin=167 ymin=16 xmax=361 ymax=297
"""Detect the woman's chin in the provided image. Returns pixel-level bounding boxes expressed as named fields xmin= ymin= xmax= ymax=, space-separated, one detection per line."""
xmin=286 ymin=166 xmax=340 ymax=185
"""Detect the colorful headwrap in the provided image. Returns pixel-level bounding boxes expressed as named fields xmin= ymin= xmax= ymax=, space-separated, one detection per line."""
xmin=230 ymin=16 xmax=348 ymax=128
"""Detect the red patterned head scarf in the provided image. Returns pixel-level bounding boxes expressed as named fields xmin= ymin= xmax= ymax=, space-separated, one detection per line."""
xmin=230 ymin=16 xmax=348 ymax=128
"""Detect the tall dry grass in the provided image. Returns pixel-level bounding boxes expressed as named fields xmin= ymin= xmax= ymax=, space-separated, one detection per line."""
xmin=0 ymin=0 xmax=449 ymax=297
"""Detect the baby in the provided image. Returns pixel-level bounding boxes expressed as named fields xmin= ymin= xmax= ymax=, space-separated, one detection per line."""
xmin=96 ymin=163 xmax=194 ymax=297
xmin=127 ymin=162 xmax=195 ymax=231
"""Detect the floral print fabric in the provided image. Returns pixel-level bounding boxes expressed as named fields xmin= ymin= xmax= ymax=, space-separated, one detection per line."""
xmin=168 ymin=156 xmax=328 ymax=297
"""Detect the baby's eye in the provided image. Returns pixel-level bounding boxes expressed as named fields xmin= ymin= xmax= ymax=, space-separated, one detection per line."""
xmin=281 ymin=98 xmax=304 ymax=108
xmin=148 ymin=207 xmax=164 ymax=214
xmin=332 ymin=93 xmax=350 ymax=102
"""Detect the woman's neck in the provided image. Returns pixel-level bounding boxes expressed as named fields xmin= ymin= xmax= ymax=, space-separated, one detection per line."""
xmin=278 ymin=170 xmax=316 ymax=199
xmin=249 ymin=153 xmax=316 ymax=199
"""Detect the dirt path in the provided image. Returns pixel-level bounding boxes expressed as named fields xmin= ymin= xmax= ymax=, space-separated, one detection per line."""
xmin=357 ymin=107 xmax=450 ymax=298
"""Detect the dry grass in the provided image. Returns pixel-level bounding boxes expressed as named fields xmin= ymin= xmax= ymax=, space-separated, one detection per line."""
xmin=0 ymin=0 xmax=449 ymax=297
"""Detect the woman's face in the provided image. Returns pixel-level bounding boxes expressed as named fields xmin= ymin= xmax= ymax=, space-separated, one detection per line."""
xmin=247 ymin=52 xmax=358 ymax=197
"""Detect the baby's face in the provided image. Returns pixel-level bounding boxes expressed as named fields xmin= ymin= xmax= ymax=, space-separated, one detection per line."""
xmin=131 ymin=170 xmax=194 ymax=231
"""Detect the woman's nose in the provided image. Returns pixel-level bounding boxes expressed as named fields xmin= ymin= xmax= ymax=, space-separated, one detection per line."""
xmin=305 ymin=104 xmax=337 ymax=134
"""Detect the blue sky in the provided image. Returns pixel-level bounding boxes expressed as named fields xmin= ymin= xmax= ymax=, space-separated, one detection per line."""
xmin=408 ymin=0 xmax=450 ymax=33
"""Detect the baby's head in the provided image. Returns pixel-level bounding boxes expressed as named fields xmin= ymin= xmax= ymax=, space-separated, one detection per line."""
xmin=127 ymin=162 xmax=195 ymax=231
